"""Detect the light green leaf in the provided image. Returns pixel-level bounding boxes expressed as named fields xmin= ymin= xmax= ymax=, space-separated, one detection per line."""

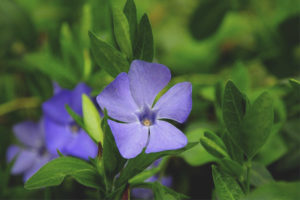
xmin=89 ymin=31 xmax=129 ymax=77
xmin=200 ymin=131 xmax=229 ymax=159
xmin=212 ymin=165 xmax=244 ymax=200
xmin=82 ymin=94 xmax=103 ymax=144
xmin=25 ymin=157 xmax=104 ymax=190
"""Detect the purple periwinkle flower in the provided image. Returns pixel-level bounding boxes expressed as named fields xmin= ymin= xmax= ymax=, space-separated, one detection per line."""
xmin=6 ymin=119 xmax=57 ymax=182
xmin=97 ymin=60 xmax=192 ymax=159
xmin=42 ymin=83 xmax=97 ymax=160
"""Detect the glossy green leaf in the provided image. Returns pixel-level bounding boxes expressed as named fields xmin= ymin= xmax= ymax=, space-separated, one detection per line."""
xmin=189 ymin=0 xmax=230 ymax=40
xmin=129 ymin=167 xmax=160 ymax=185
xmin=25 ymin=157 xmax=103 ymax=190
xmin=111 ymin=5 xmax=133 ymax=59
xmin=200 ymin=131 xmax=228 ymax=159
xmin=89 ymin=31 xmax=129 ymax=77
xmin=212 ymin=165 xmax=244 ymax=200
xmin=123 ymin=0 xmax=137 ymax=46
xmin=82 ymin=94 xmax=103 ymax=144
xmin=134 ymin=14 xmax=154 ymax=62
xmin=101 ymin=111 xmax=127 ymax=190
xmin=243 ymin=181 xmax=300 ymax=200
xmin=116 ymin=142 xmax=198 ymax=188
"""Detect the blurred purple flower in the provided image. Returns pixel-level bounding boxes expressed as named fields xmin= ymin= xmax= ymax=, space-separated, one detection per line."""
xmin=97 ymin=60 xmax=192 ymax=159
xmin=42 ymin=83 xmax=97 ymax=160
xmin=6 ymin=119 xmax=57 ymax=182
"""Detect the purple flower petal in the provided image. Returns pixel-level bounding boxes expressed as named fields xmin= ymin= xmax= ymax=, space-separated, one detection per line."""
xmin=6 ymin=145 xmax=21 ymax=162
xmin=154 ymin=82 xmax=192 ymax=123
xmin=108 ymin=120 xmax=149 ymax=159
xmin=13 ymin=120 xmax=44 ymax=148
xmin=53 ymin=82 xmax=63 ymax=95
xmin=44 ymin=117 xmax=73 ymax=155
xmin=64 ymin=129 xmax=98 ymax=160
xmin=97 ymin=73 xmax=139 ymax=122
xmin=23 ymin=155 xmax=51 ymax=182
xmin=10 ymin=149 xmax=38 ymax=174
xmin=70 ymin=82 xmax=92 ymax=116
xmin=146 ymin=120 xmax=187 ymax=153
xmin=42 ymin=89 xmax=73 ymax=123
xmin=128 ymin=60 xmax=171 ymax=108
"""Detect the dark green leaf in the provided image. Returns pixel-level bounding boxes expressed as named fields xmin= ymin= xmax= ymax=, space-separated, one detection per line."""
xmin=250 ymin=162 xmax=274 ymax=187
xmin=243 ymin=181 xmax=300 ymax=200
xmin=123 ymin=0 xmax=137 ymax=46
xmin=134 ymin=14 xmax=154 ymax=62
xmin=133 ymin=182 xmax=189 ymax=200
xmin=212 ymin=165 xmax=244 ymax=200
xmin=223 ymin=80 xmax=248 ymax=140
xmin=89 ymin=31 xmax=129 ymax=77
xmin=129 ymin=167 xmax=160 ymax=185
xmin=240 ymin=92 xmax=274 ymax=158
xmin=111 ymin=5 xmax=133 ymax=59
xmin=189 ymin=0 xmax=230 ymax=40
xmin=101 ymin=111 xmax=127 ymax=190
xmin=219 ymin=158 xmax=244 ymax=179
xmin=25 ymin=157 xmax=104 ymax=190
xmin=65 ymin=105 xmax=85 ymax=130
xmin=200 ymin=131 xmax=229 ymax=158
xmin=116 ymin=143 xmax=198 ymax=188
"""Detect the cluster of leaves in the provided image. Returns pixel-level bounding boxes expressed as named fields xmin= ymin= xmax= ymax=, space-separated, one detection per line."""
xmin=196 ymin=79 xmax=300 ymax=199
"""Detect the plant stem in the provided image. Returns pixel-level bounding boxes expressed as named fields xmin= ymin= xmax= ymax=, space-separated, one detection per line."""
xmin=245 ymin=160 xmax=252 ymax=194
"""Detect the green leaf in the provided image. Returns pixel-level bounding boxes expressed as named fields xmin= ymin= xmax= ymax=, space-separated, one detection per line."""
xmin=82 ymin=94 xmax=103 ymax=144
xmin=254 ymin=124 xmax=288 ymax=165
xmin=189 ymin=0 xmax=230 ymax=40
xmin=200 ymin=131 xmax=228 ymax=159
xmin=123 ymin=0 xmax=137 ymax=47
xmin=65 ymin=105 xmax=85 ymax=129
xmin=219 ymin=158 xmax=244 ymax=179
xmin=230 ymin=61 xmax=249 ymax=93
xmin=116 ymin=143 xmax=198 ymax=188
xmin=25 ymin=157 xmax=104 ymax=190
xmin=101 ymin=111 xmax=127 ymax=190
xmin=223 ymin=131 xmax=244 ymax=164
xmin=111 ymin=5 xmax=133 ymax=59
xmin=223 ymin=80 xmax=248 ymax=140
xmin=243 ymin=181 xmax=300 ymax=200
xmin=129 ymin=167 xmax=160 ymax=185
xmin=212 ymin=165 xmax=244 ymax=200
xmin=134 ymin=14 xmax=154 ymax=62
xmin=133 ymin=182 xmax=189 ymax=200
xmin=89 ymin=31 xmax=129 ymax=77
xmin=240 ymin=92 xmax=274 ymax=158
xmin=250 ymin=162 xmax=274 ymax=187
xmin=180 ymin=128 xmax=216 ymax=166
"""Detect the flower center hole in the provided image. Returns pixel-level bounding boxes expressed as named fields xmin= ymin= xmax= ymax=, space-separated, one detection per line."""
xmin=71 ymin=124 xmax=80 ymax=133
xmin=142 ymin=119 xmax=152 ymax=126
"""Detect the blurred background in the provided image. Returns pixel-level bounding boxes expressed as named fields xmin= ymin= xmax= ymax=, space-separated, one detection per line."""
xmin=0 ymin=0 xmax=299 ymax=199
